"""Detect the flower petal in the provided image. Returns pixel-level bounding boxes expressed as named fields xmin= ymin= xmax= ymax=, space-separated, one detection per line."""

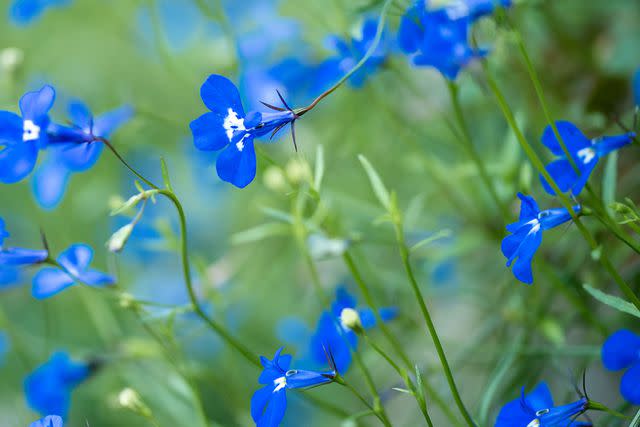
xmin=67 ymin=101 xmax=93 ymax=132
xmin=58 ymin=142 xmax=103 ymax=172
xmin=257 ymin=388 xmax=287 ymax=427
xmin=19 ymin=85 xmax=56 ymax=122
xmin=541 ymin=121 xmax=590 ymax=157
xmin=620 ymin=362 xmax=640 ymax=404
xmin=57 ymin=244 xmax=93 ymax=276
xmin=0 ymin=141 xmax=39 ymax=183
xmin=0 ymin=111 xmax=23 ymax=144
xmin=602 ymin=329 xmax=640 ymax=371
xmin=251 ymin=385 xmax=274 ymax=424
xmin=77 ymin=269 xmax=115 ymax=287
xmin=10 ymin=0 xmax=46 ymax=25
xmin=215 ymin=136 xmax=256 ymax=188
xmin=32 ymin=268 xmax=75 ymax=299
xmin=190 ymin=112 xmax=229 ymax=151
xmin=29 ymin=415 xmax=64 ymax=427
xmin=0 ymin=247 xmax=48 ymax=265
xmin=200 ymin=74 xmax=245 ymax=117
xmin=516 ymin=193 xmax=540 ymax=221
xmin=93 ymin=105 xmax=134 ymax=138
xmin=540 ymin=159 xmax=579 ymax=195
xmin=523 ymin=382 xmax=555 ymax=411
xmin=32 ymin=156 xmax=72 ymax=210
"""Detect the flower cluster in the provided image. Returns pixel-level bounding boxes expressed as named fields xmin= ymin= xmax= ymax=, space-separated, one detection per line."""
xmin=602 ymin=329 xmax=640 ymax=404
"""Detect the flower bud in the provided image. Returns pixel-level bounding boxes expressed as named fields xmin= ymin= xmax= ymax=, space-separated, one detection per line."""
xmin=263 ymin=165 xmax=287 ymax=192
xmin=0 ymin=47 xmax=23 ymax=74
xmin=106 ymin=223 xmax=134 ymax=253
xmin=117 ymin=388 xmax=152 ymax=418
xmin=285 ymin=158 xmax=311 ymax=184
xmin=340 ymin=308 xmax=362 ymax=333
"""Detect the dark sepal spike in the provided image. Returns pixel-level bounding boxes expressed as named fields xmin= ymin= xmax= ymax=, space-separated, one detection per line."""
xmin=290 ymin=120 xmax=298 ymax=152
xmin=582 ymin=369 xmax=590 ymax=401
xmin=270 ymin=123 xmax=288 ymax=140
xmin=260 ymin=100 xmax=286 ymax=112
xmin=40 ymin=228 xmax=50 ymax=254
xmin=276 ymin=89 xmax=293 ymax=112
xmin=321 ymin=344 xmax=338 ymax=374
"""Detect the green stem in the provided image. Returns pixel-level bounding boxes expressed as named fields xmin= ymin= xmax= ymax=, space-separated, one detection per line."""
xmin=481 ymin=61 xmax=640 ymax=312
xmin=446 ymin=80 xmax=507 ymax=219
xmin=392 ymin=220 xmax=476 ymax=427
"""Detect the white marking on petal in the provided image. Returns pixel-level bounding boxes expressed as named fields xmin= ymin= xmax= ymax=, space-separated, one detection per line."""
xmin=526 ymin=419 xmax=540 ymax=427
xmin=273 ymin=376 xmax=286 ymax=393
xmin=236 ymin=136 xmax=246 ymax=152
xmin=23 ymin=120 xmax=40 ymax=142
xmin=223 ymin=108 xmax=245 ymax=142
xmin=577 ymin=147 xmax=596 ymax=164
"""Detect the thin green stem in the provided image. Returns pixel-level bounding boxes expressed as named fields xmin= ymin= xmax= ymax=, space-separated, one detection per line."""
xmin=446 ymin=81 xmax=508 ymax=219
xmin=482 ymin=62 xmax=640 ymax=312
xmin=392 ymin=221 xmax=476 ymax=427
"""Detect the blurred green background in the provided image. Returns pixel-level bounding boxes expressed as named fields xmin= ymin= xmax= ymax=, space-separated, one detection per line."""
xmin=1 ymin=0 xmax=640 ymax=425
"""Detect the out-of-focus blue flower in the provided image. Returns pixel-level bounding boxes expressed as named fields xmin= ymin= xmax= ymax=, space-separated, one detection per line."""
xmin=398 ymin=1 xmax=498 ymax=80
xmin=501 ymin=193 xmax=577 ymax=284
xmin=447 ymin=0 xmax=512 ymax=22
xmin=602 ymin=329 xmax=640 ymax=404
xmin=315 ymin=18 xmax=388 ymax=90
xmin=0 ymin=217 xmax=48 ymax=267
xmin=0 ymin=331 xmax=8 ymax=365
xmin=190 ymin=74 xmax=298 ymax=188
xmin=9 ymin=0 xmax=70 ymax=26
xmin=33 ymin=103 xmax=133 ymax=209
xmin=251 ymin=347 xmax=335 ymax=427
xmin=24 ymin=351 xmax=90 ymax=418
xmin=539 ymin=121 xmax=635 ymax=196
xmin=30 ymin=415 xmax=63 ymax=427
xmin=0 ymin=85 xmax=55 ymax=183
xmin=0 ymin=265 xmax=21 ymax=289
xmin=32 ymin=244 xmax=114 ymax=299
xmin=495 ymin=382 xmax=590 ymax=426
xmin=303 ymin=287 xmax=397 ymax=373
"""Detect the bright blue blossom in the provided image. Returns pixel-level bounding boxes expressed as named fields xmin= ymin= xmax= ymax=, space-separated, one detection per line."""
xmin=32 ymin=244 xmax=115 ymax=299
xmin=0 ymin=217 xmax=48 ymax=267
xmin=33 ymin=102 xmax=133 ymax=209
xmin=602 ymin=329 xmax=640 ymax=404
xmin=501 ymin=193 xmax=578 ymax=284
xmin=0 ymin=85 xmax=55 ymax=183
xmin=251 ymin=347 xmax=335 ymax=427
xmin=9 ymin=0 xmax=70 ymax=26
xmin=24 ymin=351 xmax=90 ymax=418
xmin=30 ymin=415 xmax=63 ymax=427
xmin=190 ymin=74 xmax=298 ymax=188
xmin=307 ymin=287 xmax=397 ymax=373
xmin=540 ymin=121 xmax=635 ymax=196
xmin=495 ymin=382 xmax=590 ymax=427
xmin=398 ymin=1 xmax=493 ymax=80
xmin=315 ymin=18 xmax=388 ymax=90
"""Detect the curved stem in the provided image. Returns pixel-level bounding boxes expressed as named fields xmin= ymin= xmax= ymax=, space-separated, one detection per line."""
xmin=393 ymin=221 xmax=476 ymax=427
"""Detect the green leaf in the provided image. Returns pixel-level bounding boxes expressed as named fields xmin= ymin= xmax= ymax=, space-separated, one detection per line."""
xmin=410 ymin=229 xmax=453 ymax=253
xmin=160 ymin=157 xmax=174 ymax=192
xmin=629 ymin=407 xmax=640 ymax=427
xmin=358 ymin=154 xmax=391 ymax=210
xmin=414 ymin=365 xmax=426 ymax=405
xmin=231 ymin=222 xmax=290 ymax=245
xmin=583 ymin=284 xmax=640 ymax=319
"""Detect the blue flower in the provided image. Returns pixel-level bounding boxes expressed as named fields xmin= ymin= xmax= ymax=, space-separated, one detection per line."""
xmin=30 ymin=415 xmax=63 ymax=427
xmin=9 ymin=0 xmax=70 ymax=26
xmin=0 ymin=217 xmax=48 ymax=267
xmin=501 ymin=193 xmax=578 ymax=284
xmin=315 ymin=18 xmax=388 ymax=90
xmin=32 ymin=244 xmax=115 ymax=299
xmin=495 ymin=382 xmax=590 ymax=427
xmin=33 ymin=102 xmax=133 ymax=209
xmin=447 ymin=0 xmax=512 ymax=22
xmin=398 ymin=1 xmax=490 ymax=80
xmin=307 ymin=287 xmax=397 ymax=373
xmin=539 ymin=121 xmax=635 ymax=196
xmin=24 ymin=351 xmax=90 ymax=418
xmin=0 ymin=85 xmax=55 ymax=183
xmin=190 ymin=75 xmax=298 ymax=188
xmin=251 ymin=347 xmax=335 ymax=427
xmin=602 ymin=329 xmax=640 ymax=404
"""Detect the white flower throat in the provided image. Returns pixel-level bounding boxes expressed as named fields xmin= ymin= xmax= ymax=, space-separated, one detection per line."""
xmin=273 ymin=376 xmax=287 ymax=392
xmin=577 ymin=147 xmax=595 ymax=164
xmin=23 ymin=120 xmax=40 ymax=142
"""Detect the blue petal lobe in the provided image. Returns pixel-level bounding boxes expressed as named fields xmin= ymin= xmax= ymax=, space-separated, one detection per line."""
xmin=602 ymin=329 xmax=640 ymax=371
xmin=523 ymin=382 xmax=554 ymax=411
xmin=67 ymin=101 xmax=93 ymax=131
xmin=93 ymin=105 xmax=134 ymax=137
xmin=541 ymin=121 xmax=590 ymax=156
xmin=190 ymin=112 xmax=229 ymax=151
xmin=258 ymin=388 xmax=287 ymax=427
xmin=200 ymin=75 xmax=245 ymax=117
xmin=215 ymin=137 xmax=256 ymax=188
xmin=77 ymin=269 xmax=115 ymax=287
xmin=19 ymin=85 xmax=56 ymax=121
xmin=32 ymin=269 xmax=75 ymax=299
xmin=0 ymin=141 xmax=38 ymax=183
xmin=620 ymin=362 xmax=640 ymax=404
xmin=0 ymin=111 xmax=23 ymax=143
xmin=251 ymin=385 xmax=274 ymax=424
xmin=32 ymin=156 xmax=72 ymax=210
xmin=57 ymin=244 xmax=93 ymax=276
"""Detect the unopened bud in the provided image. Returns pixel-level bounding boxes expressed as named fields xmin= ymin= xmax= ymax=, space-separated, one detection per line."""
xmin=118 ymin=388 xmax=152 ymax=418
xmin=107 ymin=223 xmax=134 ymax=253
xmin=285 ymin=158 xmax=311 ymax=184
xmin=340 ymin=308 xmax=362 ymax=333
xmin=263 ymin=166 xmax=287 ymax=192
xmin=0 ymin=47 xmax=23 ymax=73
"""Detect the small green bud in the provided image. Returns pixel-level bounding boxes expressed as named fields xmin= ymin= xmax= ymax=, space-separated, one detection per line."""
xmin=106 ymin=223 xmax=134 ymax=253
xmin=117 ymin=388 xmax=152 ymax=418
xmin=263 ymin=166 xmax=287 ymax=192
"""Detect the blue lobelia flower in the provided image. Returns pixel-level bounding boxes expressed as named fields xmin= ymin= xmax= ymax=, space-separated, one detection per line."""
xmin=24 ymin=351 xmax=91 ymax=418
xmin=315 ymin=18 xmax=388 ymax=91
xmin=33 ymin=102 xmax=133 ymax=209
xmin=0 ymin=217 xmax=48 ymax=267
xmin=251 ymin=347 xmax=335 ymax=427
xmin=0 ymin=85 xmax=55 ymax=184
xmin=495 ymin=382 xmax=590 ymax=427
xmin=446 ymin=0 xmax=512 ymax=22
xmin=307 ymin=286 xmax=397 ymax=373
xmin=190 ymin=74 xmax=298 ymax=188
xmin=9 ymin=0 xmax=70 ymax=26
xmin=30 ymin=415 xmax=63 ymax=427
xmin=32 ymin=244 xmax=115 ymax=299
xmin=602 ymin=329 xmax=640 ymax=404
xmin=539 ymin=121 xmax=636 ymax=196
xmin=501 ymin=193 xmax=578 ymax=284
xmin=398 ymin=1 xmax=491 ymax=80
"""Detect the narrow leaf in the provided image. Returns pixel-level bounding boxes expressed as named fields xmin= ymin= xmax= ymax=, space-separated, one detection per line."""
xmin=160 ymin=157 xmax=174 ymax=192
xmin=583 ymin=284 xmax=640 ymax=319
xmin=603 ymin=152 xmax=618 ymax=215
xmin=358 ymin=154 xmax=391 ymax=210
xmin=314 ymin=144 xmax=325 ymax=192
